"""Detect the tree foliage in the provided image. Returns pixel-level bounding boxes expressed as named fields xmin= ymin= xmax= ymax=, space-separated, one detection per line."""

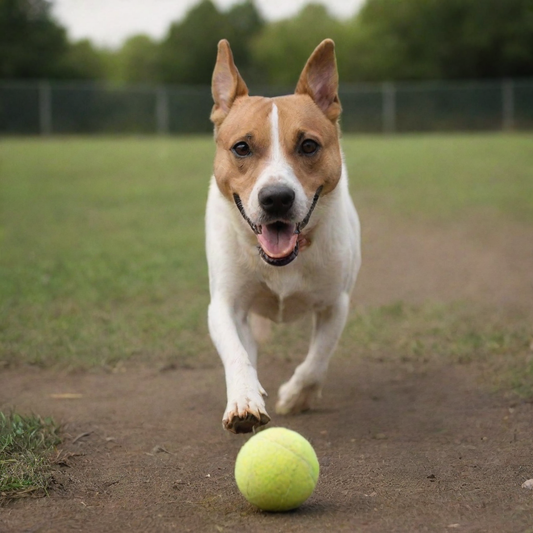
xmin=59 ymin=39 xmax=107 ymax=80
xmin=343 ymin=0 xmax=533 ymax=81
xmin=1 ymin=0 xmax=532 ymax=83
xmin=157 ymin=0 xmax=264 ymax=84
xmin=251 ymin=4 xmax=345 ymax=85
xmin=0 ymin=0 xmax=68 ymax=78
xmin=114 ymin=35 xmax=160 ymax=83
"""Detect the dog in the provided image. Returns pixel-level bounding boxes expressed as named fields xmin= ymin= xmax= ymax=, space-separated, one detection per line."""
xmin=206 ymin=39 xmax=361 ymax=433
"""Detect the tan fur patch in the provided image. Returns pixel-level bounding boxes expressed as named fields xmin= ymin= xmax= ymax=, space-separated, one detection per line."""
xmin=212 ymin=94 xmax=342 ymax=204
xmin=213 ymin=96 xmax=273 ymax=204
xmin=274 ymin=95 xmax=342 ymax=197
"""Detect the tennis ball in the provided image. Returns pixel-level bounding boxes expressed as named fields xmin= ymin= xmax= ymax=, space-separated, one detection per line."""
xmin=235 ymin=427 xmax=319 ymax=512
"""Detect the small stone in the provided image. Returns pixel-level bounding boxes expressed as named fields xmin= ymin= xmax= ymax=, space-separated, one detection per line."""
xmin=151 ymin=445 xmax=169 ymax=454
xmin=521 ymin=479 xmax=533 ymax=490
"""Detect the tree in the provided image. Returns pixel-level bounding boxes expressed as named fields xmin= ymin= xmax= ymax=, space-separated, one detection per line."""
xmin=342 ymin=0 xmax=533 ymax=81
xmin=250 ymin=4 xmax=345 ymax=86
xmin=158 ymin=0 xmax=231 ymax=84
xmin=114 ymin=35 xmax=160 ymax=83
xmin=158 ymin=0 xmax=264 ymax=84
xmin=0 ymin=0 xmax=69 ymax=78
xmin=436 ymin=0 xmax=533 ymax=79
xmin=59 ymin=39 xmax=107 ymax=80
xmin=224 ymin=0 xmax=264 ymax=80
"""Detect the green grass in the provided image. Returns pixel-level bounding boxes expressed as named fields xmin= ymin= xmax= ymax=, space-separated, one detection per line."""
xmin=0 ymin=136 xmax=211 ymax=368
xmin=0 ymin=412 xmax=61 ymax=501
xmin=0 ymin=134 xmax=532 ymax=395
xmin=348 ymin=133 xmax=533 ymax=222
xmin=261 ymin=302 xmax=533 ymax=398
xmin=344 ymin=302 xmax=533 ymax=397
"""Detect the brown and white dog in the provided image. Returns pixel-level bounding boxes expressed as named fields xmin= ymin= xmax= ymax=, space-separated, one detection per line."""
xmin=206 ymin=39 xmax=361 ymax=433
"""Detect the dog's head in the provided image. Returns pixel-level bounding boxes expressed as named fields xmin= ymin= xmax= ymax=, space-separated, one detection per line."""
xmin=210 ymin=39 xmax=343 ymax=267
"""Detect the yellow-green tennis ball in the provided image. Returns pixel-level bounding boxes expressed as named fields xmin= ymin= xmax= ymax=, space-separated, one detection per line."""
xmin=235 ymin=427 xmax=319 ymax=512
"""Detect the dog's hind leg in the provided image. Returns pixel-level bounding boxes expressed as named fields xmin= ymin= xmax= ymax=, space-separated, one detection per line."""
xmin=275 ymin=292 xmax=350 ymax=415
xmin=249 ymin=313 xmax=272 ymax=345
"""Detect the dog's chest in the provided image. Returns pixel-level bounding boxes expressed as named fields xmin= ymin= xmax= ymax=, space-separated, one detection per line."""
xmin=251 ymin=289 xmax=316 ymax=323
xmin=249 ymin=266 xmax=333 ymax=322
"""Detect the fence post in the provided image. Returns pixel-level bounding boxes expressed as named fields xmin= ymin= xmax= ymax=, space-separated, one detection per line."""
xmin=382 ymin=82 xmax=396 ymax=134
xmin=156 ymin=86 xmax=169 ymax=134
xmin=39 ymin=80 xmax=52 ymax=135
xmin=502 ymin=79 xmax=514 ymax=131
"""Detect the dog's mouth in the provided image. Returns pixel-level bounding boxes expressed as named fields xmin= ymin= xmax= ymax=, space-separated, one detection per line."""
xmin=233 ymin=186 xmax=323 ymax=267
xmin=257 ymin=221 xmax=299 ymax=266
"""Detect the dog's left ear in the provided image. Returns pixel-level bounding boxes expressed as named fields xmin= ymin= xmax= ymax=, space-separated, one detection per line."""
xmin=295 ymin=39 xmax=341 ymax=122
xmin=211 ymin=39 xmax=249 ymax=127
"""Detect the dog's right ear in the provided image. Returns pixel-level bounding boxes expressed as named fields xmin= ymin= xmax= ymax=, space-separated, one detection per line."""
xmin=211 ymin=40 xmax=249 ymax=127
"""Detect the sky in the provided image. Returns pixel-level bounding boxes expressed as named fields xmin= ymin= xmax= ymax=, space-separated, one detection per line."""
xmin=52 ymin=0 xmax=366 ymax=49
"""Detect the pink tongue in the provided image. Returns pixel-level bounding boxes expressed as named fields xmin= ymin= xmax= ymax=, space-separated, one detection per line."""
xmin=257 ymin=224 xmax=298 ymax=259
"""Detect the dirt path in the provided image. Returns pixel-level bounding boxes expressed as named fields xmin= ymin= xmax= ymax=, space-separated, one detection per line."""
xmin=2 ymin=359 xmax=532 ymax=532
xmin=1 ymin=212 xmax=533 ymax=533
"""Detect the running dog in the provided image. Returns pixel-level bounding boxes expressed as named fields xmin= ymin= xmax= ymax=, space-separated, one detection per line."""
xmin=206 ymin=39 xmax=361 ymax=433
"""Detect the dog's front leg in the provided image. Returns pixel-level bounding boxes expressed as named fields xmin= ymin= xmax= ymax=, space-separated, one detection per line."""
xmin=208 ymin=295 xmax=271 ymax=433
xmin=276 ymin=292 xmax=350 ymax=415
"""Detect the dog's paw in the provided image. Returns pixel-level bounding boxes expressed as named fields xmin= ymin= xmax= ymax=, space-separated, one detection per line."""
xmin=223 ymin=411 xmax=271 ymax=434
xmin=275 ymin=380 xmax=321 ymax=415
xmin=223 ymin=388 xmax=270 ymax=434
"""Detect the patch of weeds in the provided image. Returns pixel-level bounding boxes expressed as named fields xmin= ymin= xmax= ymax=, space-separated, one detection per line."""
xmin=0 ymin=412 xmax=61 ymax=503
xmin=253 ymin=302 xmax=533 ymax=399
xmin=342 ymin=302 xmax=533 ymax=398
xmin=504 ymin=352 xmax=533 ymax=399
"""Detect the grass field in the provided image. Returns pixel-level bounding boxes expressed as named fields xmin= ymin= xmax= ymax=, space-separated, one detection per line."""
xmin=1 ymin=134 xmax=532 ymax=394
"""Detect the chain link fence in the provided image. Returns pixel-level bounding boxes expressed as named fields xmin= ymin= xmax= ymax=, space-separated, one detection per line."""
xmin=1 ymin=79 xmax=532 ymax=135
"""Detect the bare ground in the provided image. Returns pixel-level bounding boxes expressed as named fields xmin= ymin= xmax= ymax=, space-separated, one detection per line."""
xmin=1 ymin=211 xmax=533 ymax=533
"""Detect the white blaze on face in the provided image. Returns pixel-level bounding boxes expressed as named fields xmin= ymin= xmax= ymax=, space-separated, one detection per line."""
xmin=244 ymin=103 xmax=306 ymax=261
xmin=247 ymin=102 xmax=307 ymax=223
xmin=269 ymin=101 xmax=282 ymax=165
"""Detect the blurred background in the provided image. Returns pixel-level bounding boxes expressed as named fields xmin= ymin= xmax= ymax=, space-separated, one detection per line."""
xmin=0 ymin=1 xmax=532 ymax=377
xmin=1 ymin=0 xmax=533 ymax=134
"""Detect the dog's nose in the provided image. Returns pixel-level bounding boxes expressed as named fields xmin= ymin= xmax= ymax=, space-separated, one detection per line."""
xmin=258 ymin=185 xmax=295 ymax=217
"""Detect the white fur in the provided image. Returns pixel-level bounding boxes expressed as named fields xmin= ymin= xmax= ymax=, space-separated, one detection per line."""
xmin=206 ymin=110 xmax=361 ymax=432
xmin=246 ymin=104 xmax=308 ymax=223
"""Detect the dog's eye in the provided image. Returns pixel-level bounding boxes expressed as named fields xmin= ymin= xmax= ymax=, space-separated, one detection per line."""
xmin=300 ymin=139 xmax=319 ymax=156
xmin=232 ymin=142 xmax=252 ymax=158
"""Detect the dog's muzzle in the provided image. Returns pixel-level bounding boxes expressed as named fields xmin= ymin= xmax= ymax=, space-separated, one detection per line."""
xmin=233 ymin=186 xmax=323 ymax=267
